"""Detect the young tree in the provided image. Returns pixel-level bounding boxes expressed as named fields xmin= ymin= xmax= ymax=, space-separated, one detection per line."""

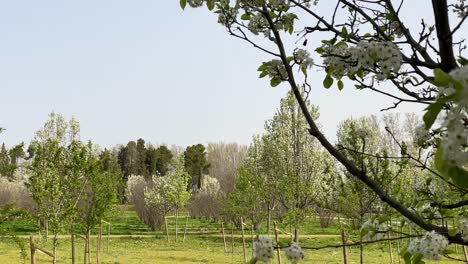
xmin=28 ymin=112 xmax=92 ymax=263
xmin=183 ymin=0 xmax=468 ymax=262
xmin=76 ymin=143 xmax=121 ymax=263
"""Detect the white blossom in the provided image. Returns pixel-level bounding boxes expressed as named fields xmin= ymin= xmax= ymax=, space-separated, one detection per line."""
xmin=322 ymin=41 xmax=402 ymax=80
xmin=360 ymin=218 xmax=388 ymax=241
xmin=294 ymin=49 xmax=313 ymax=73
xmin=253 ymin=236 xmax=275 ymax=262
xmin=437 ymin=65 xmax=468 ymax=167
xmin=407 ymin=231 xmax=449 ymax=260
xmin=460 ymin=217 xmax=468 ymax=242
xmin=285 ymin=242 xmax=304 ymax=264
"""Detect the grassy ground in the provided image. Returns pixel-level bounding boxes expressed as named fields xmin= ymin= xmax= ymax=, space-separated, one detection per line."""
xmin=0 ymin=207 xmax=467 ymax=263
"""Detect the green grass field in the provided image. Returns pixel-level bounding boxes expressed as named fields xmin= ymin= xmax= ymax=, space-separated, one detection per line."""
xmin=0 ymin=207 xmax=466 ymax=263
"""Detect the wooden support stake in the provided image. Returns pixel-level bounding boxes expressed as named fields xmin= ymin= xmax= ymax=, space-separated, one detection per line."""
xmin=164 ymin=216 xmax=170 ymax=242
xmin=388 ymin=231 xmax=394 ymax=264
xmin=107 ymin=224 xmax=110 ymax=253
xmin=463 ymin=246 xmax=468 ymax=262
xmin=251 ymin=223 xmax=254 ymax=257
xmin=30 ymin=236 xmax=36 ymax=264
xmin=241 ymin=217 xmax=247 ymax=264
xmin=231 ymin=227 xmax=234 ymax=254
xmin=221 ymin=220 xmax=227 ymax=254
xmin=274 ymin=222 xmax=282 ymax=264
xmin=341 ymin=230 xmax=348 ymax=264
xmin=175 ymin=210 xmax=179 ymax=242
xmin=71 ymin=233 xmax=75 ymax=264
xmin=183 ymin=215 xmax=189 ymax=242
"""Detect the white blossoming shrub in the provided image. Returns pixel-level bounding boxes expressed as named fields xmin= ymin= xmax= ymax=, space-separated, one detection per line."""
xmin=125 ymin=174 xmax=145 ymax=203
xmin=285 ymin=242 xmax=304 ymax=264
xmin=360 ymin=218 xmax=388 ymax=241
xmin=459 ymin=218 xmax=468 ymax=242
xmin=253 ymin=236 xmax=275 ymax=262
xmin=407 ymin=231 xmax=449 ymax=260
xmin=200 ymin=175 xmax=221 ymax=196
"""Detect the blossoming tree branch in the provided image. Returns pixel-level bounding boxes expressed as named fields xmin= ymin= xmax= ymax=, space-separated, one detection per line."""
xmin=182 ymin=0 xmax=467 ymax=263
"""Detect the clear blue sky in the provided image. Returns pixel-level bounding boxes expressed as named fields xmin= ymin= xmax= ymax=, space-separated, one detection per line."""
xmin=0 ymin=1 xmax=428 ymax=148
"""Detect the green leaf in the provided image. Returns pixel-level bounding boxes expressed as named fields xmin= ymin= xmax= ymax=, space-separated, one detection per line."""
xmin=458 ymin=56 xmax=468 ymax=66
xmin=180 ymin=0 xmax=187 ymax=9
xmin=423 ymin=101 xmax=444 ymax=129
xmin=386 ymin=13 xmax=397 ymax=21
xmin=448 ymin=166 xmax=468 ymax=189
xmin=435 ymin=144 xmax=468 ymax=189
xmin=433 ymin=68 xmax=451 ymax=87
xmin=448 ymin=228 xmax=458 ymax=237
xmin=257 ymin=64 xmax=267 ymax=71
xmin=340 ymin=27 xmax=349 ymax=39
xmin=402 ymin=251 xmax=412 ymax=264
xmin=323 ymin=75 xmax=333 ymax=89
xmin=241 ymin=13 xmax=251 ymax=20
xmin=315 ymin=47 xmax=324 ymax=54
xmin=338 ymin=80 xmax=344 ymax=91
xmin=411 ymin=253 xmax=424 ymax=264
xmin=206 ymin=0 xmax=215 ymax=10
xmin=259 ymin=71 xmax=268 ymax=78
xmin=270 ymin=77 xmax=281 ymax=87
xmin=247 ymin=257 xmax=258 ymax=264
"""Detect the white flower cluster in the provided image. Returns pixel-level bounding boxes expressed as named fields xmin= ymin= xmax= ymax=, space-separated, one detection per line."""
xmin=284 ymin=242 xmax=304 ymax=264
xmin=248 ymin=14 xmax=270 ymax=36
xmin=217 ymin=7 xmax=239 ymax=26
xmin=323 ymin=41 xmax=402 ymax=80
xmin=294 ymin=49 xmax=313 ymax=73
xmin=267 ymin=59 xmax=288 ymax=80
xmin=438 ymin=65 xmax=468 ymax=167
xmin=460 ymin=218 xmax=468 ymax=242
xmin=253 ymin=236 xmax=275 ymax=262
xmin=360 ymin=219 xmax=388 ymax=241
xmin=414 ymin=203 xmax=442 ymax=219
xmin=322 ymin=44 xmax=356 ymax=79
xmin=407 ymin=231 xmax=449 ymax=260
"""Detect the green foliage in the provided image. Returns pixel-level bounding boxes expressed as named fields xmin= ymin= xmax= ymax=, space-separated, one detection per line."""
xmin=184 ymin=144 xmax=210 ymax=189
xmin=434 ymin=142 xmax=468 ymax=189
xmin=77 ymin=145 xmax=121 ymax=229
xmin=323 ymin=74 xmax=333 ymax=88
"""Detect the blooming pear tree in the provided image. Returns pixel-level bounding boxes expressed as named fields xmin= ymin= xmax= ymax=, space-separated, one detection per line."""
xmin=182 ymin=0 xmax=468 ymax=262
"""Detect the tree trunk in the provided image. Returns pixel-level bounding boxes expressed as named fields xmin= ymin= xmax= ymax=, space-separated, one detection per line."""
xmin=71 ymin=233 xmax=75 ymax=264
xmin=107 ymin=224 xmax=110 ymax=253
xmin=52 ymin=233 xmax=58 ymax=264
xmin=164 ymin=215 xmax=169 ymax=242
xmin=183 ymin=215 xmax=189 ymax=242
xmin=359 ymin=237 xmax=364 ymax=264
xmin=274 ymin=221 xmax=282 ymax=264
xmin=267 ymin=205 xmax=271 ymax=235
xmin=221 ymin=220 xmax=227 ymax=254
xmin=175 ymin=209 xmax=179 ymax=242
xmin=241 ymin=217 xmax=247 ymax=264
xmin=87 ymin=229 xmax=91 ymax=264
xmin=45 ymin=220 xmax=49 ymax=243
